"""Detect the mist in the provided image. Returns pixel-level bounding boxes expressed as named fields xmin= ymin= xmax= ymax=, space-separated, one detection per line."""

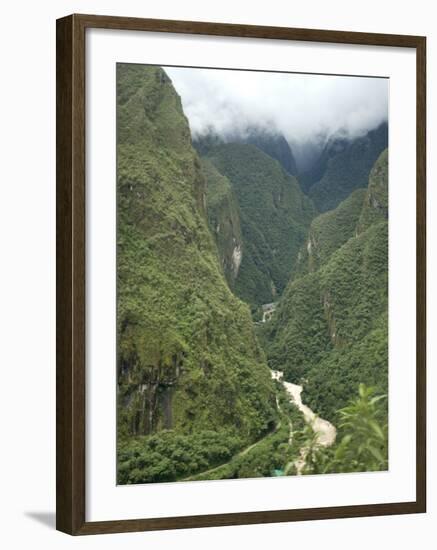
xmin=165 ymin=66 xmax=388 ymax=169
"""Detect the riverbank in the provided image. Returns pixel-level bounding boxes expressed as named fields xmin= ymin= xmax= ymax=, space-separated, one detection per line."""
xmin=271 ymin=370 xmax=336 ymax=474
xmin=180 ymin=371 xmax=336 ymax=482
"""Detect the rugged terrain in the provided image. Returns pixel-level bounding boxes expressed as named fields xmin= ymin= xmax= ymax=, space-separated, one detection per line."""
xmin=117 ymin=65 xmax=389 ymax=483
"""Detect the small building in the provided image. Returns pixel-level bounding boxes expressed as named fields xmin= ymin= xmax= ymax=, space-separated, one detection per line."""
xmin=261 ymin=302 xmax=277 ymax=322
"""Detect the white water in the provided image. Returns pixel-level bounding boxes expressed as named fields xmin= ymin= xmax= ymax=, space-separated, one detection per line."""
xmin=271 ymin=370 xmax=336 ymax=473
xmin=282 ymin=381 xmax=336 ymax=447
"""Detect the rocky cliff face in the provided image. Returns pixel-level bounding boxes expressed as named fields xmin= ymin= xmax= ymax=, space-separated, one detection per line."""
xmin=202 ymin=158 xmax=243 ymax=287
xmin=117 ymin=64 xmax=276 ymax=440
xmin=202 ymin=143 xmax=316 ymax=308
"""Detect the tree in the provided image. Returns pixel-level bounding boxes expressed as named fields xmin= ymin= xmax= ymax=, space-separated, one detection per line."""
xmin=302 ymin=384 xmax=388 ymax=475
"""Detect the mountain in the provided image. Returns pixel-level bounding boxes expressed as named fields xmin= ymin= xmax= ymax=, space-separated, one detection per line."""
xmin=241 ymin=128 xmax=298 ymax=175
xmin=203 ymin=143 xmax=316 ymax=308
xmin=194 ymin=127 xmax=298 ymax=175
xmin=299 ymin=123 xmax=388 ymax=211
xmin=266 ymin=149 xmax=388 ymax=421
xmin=297 ymin=134 xmax=349 ymax=194
xmin=202 ymin=157 xmax=243 ymax=287
xmin=293 ymin=188 xmax=367 ymax=277
xmin=357 ymin=148 xmax=388 ymax=232
xmin=116 ymin=64 xmax=277 ymax=482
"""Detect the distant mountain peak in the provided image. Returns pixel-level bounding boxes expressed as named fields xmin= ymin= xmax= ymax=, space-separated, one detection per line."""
xmin=299 ymin=122 xmax=388 ymax=210
xmin=193 ymin=126 xmax=298 ymax=175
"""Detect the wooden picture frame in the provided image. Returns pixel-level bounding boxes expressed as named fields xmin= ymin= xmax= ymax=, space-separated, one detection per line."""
xmin=56 ymin=13 xmax=426 ymax=535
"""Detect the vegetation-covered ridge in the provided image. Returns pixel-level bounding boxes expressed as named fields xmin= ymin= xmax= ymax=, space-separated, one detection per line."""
xmin=306 ymin=122 xmax=388 ymax=212
xmin=202 ymin=158 xmax=243 ymax=287
xmin=265 ymin=149 xmax=389 ymax=421
xmin=116 ymin=62 xmax=389 ymax=482
xmin=202 ymin=143 xmax=316 ymax=307
xmin=293 ymin=187 xmax=367 ymax=278
xmin=299 ymin=384 xmax=388 ymax=475
xmin=194 ymin=126 xmax=298 ymax=175
xmin=116 ymin=64 xmax=277 ymax=482
xmin=358 ymin=148 xmax=389 ymax=232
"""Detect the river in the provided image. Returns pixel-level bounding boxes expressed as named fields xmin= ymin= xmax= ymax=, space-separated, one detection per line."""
xmin=271 ymin=370 xmax=336 ymax=473
xmin=183 ymin=370 xmax=336 ymax=481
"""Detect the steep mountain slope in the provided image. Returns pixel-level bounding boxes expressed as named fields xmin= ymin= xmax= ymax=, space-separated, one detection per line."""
xmin=266 ymin=150 xmax=388 ymax=421
xmin=204 ymin=143 xmax=316 ymax=307
xmin=194 ymin=127 xmax=298 ymax=175
xmin=305 ymin=123 xmax=388 ymax=212
xmin=293 ymin=188 xmax=366 ymax=277
xmin=241 ymin=128 xmax=298 ymax=175
xmin=297 ymin=135 xmax=349 ymax=194
xmin=357 ymin=148 xmax=388 ymax=232
xmin=202 ymin=158 xmax=243 ymax=287
xmin=116 ymin=64 xmax=276 ymax=481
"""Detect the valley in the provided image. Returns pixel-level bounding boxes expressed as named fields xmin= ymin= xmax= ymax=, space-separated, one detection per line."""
xmin=182 ymin=369 xmax=336 ymax=481
xmin=116 ymin=64 xmax=389 ymax=484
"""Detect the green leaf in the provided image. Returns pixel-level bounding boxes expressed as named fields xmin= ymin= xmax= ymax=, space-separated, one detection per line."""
xmin=369 ymin=395 xmax=387 ymax=406
xmin=367 ymin=445 xmax=384 ymax=463
xmin=368 ymin=420 xmax=385 ymax=440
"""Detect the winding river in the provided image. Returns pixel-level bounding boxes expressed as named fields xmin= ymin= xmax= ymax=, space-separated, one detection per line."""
xmin=183 ymin=370 xmax=337 ymax=481
xmin=271 ymin=370 xmax=336 ymax=473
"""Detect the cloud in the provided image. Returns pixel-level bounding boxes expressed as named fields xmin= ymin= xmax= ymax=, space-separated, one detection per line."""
xmin=165 ymin=65 xmax=388 ymax=148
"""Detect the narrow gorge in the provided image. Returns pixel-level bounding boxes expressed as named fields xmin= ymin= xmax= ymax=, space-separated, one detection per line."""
xmin=117 ymin=63 xmax=389 ymax=484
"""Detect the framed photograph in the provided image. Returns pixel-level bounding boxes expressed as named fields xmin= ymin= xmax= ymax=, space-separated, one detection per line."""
xmin=56 ymin=14 xmax=426 ymax=535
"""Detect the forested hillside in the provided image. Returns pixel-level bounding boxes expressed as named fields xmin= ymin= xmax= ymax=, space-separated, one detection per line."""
xmin=194 ymin=127 xmax=298 ymax=175
xmin=293 ymin=188 xmax=366 ymax=277
xmin=116 ymin=64 xmax=277 ymax=483
xmin=203 ymin=143 xmax=316 ymax=307
xmin=237 ymin=128 xmax=298 ymax=175
xmin=305 ymin=123 xmax=388 ymax=212
xmin=266 ymin=150 xmax=388 ymax=421
xmin=117 ymin=64 xmax=389 ymax=482
xmin=202 ymin=158 xmax=243 ymax=287
xmin=358 ymin=148 xmax=389 ymax=232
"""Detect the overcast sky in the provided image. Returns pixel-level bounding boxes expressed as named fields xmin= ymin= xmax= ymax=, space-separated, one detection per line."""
xmin=165 ymin=66 xmax=388 ymax=148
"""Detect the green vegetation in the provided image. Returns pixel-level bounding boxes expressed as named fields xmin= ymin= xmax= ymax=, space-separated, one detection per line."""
xmin=308 ymin=123 xmax=388 ymax=212
xmin=202 ymin=158 xmax=243 ymax=287
xmin=204 ymin=143 xmax=316 ymax=307
xmin=194 ymin=128 xmax=298 ymax=175
xmin=303 ymin=312 xmax=388 ymax=421
xmin=301 ymin=385 xmax=388 ymax=474
xmin=266 ymin=150 xmax=388 ymax=421
xmin=117 ymin=430 xmax=243 ymax=484
xmin=117 ymin=64 xmax=277 ymax=478
xmin=293 ymin=188 xmax=366 ymax=277
xmin=358 ymin=148 xmax=389 ymax=232
xmin=187 ymin=382 xmax=306 ymax=481
xmin=238 ymin=129 xmax=298 ymax=175
xmin=116 ymin=62 xmax=389 ymax=482
xmin=185 ymin=424 xmax=290 ymax=480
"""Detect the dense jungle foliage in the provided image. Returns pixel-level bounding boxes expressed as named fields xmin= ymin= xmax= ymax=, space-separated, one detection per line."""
xmin=265 ymin=150 xmax=389 ymax=421
xmin=116 ymin=63 xmax=389 ymax=483
xmin=194 ymin=127 xmax=298 ymax=175
xmin=301 ymin=384 xmax=388 ymax=474
xmin=203 ymin=143 xmax=316 ymax=307
xmin=293 ymin=188 xmax=367 ymax=277
xmin=117 ymin=64 xmax=277 ymax=473
xmin=307 ymin=123 xmax=388 ymax=212
xmin=201 ymin=158 xmax=243 ymax=287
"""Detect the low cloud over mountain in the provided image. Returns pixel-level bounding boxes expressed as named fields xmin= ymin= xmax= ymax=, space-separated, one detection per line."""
xmin=166 ymin=65 xmax=388 ymax=167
